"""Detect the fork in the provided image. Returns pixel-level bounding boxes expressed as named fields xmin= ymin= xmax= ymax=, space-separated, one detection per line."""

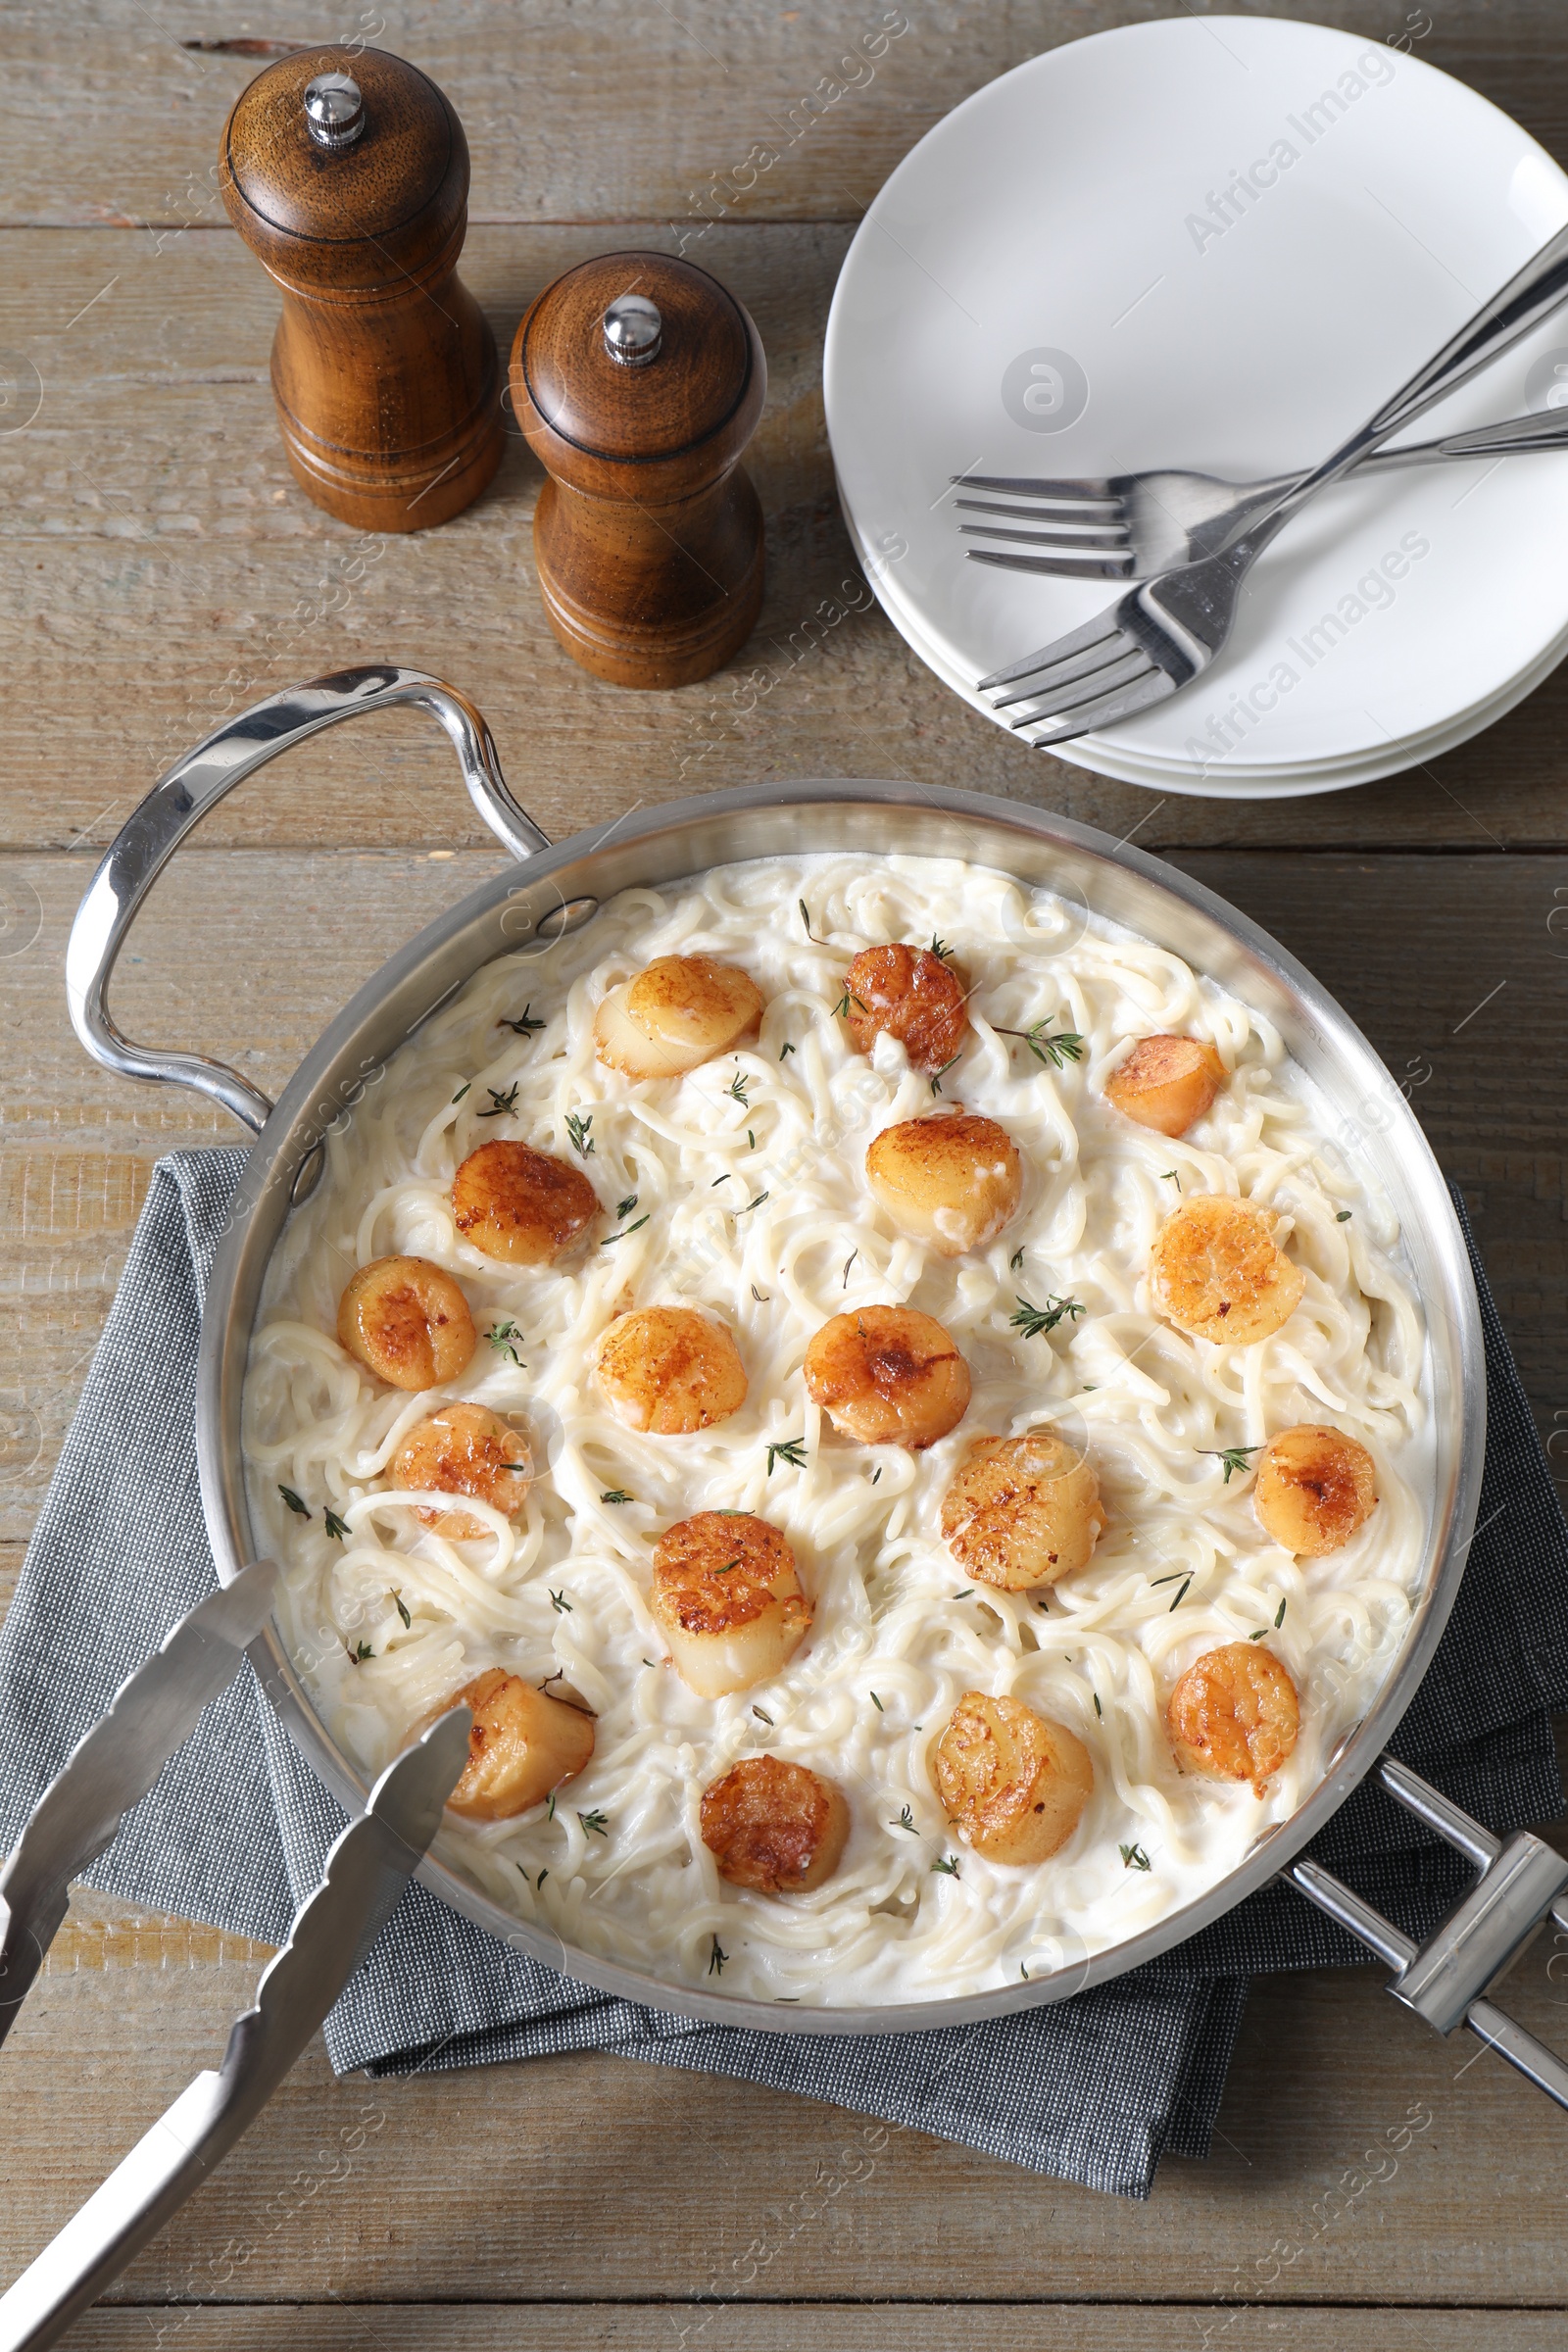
xmin=976 ymin=220 xmax=1568 ymax=746
xmin=955 ymin=407 xmax=1568 ymax=582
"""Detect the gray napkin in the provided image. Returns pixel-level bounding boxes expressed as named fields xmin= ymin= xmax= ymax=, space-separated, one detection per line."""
xmin=1 ymin=1151 xmax=1564 ymax=2199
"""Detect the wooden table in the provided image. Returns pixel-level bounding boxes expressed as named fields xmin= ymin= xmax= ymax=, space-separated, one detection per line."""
xmin=5 ymin=1 xmax=1568 ymax=2341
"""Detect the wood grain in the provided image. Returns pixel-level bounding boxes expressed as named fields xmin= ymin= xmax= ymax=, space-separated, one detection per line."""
xmin=3 ymin=1 xmax=1565 ymax=232
xmin=5 ymin=3 xmax=1568 ymax=2336
xmin=45 ymin=2311 xmax=1568 ymax=2350
xmin=5 ymin=219 xmax=1568 ymax=857
xmin=4 ymin=1932 xmax=1568 ymax=2308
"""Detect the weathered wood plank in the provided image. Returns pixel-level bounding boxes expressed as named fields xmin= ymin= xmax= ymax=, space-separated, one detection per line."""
xmin=47 ymin=2306 xmax=1568 ymax=2348
xmin=1 ymin=0 xmax=1564 ymax=230
xmin=1 ymin=224 xmax=1566 ymax=858
xmin=4 ymin=1937 xmax=1568 ymax=2306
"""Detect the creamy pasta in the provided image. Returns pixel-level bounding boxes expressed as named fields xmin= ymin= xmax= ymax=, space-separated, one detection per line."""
xmin=244 ymin=853 xmax=1429 ymax=2006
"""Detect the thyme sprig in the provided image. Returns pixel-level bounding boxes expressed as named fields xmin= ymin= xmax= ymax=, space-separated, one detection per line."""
xmin=1120 ymin=1841 xmax=1152 ymax=1872
xmin=931 ymin=1854 xmax=960 ymax=1878
xmin=564 ymin=1110 xmax=594 ymax=1156
xmin=477 ymin=1081 xmax=520 ymax=1118
xmin=578 ymin=1808 xmax=611 ymax=1838
xmin=994 ymin=1023 xmax=1084 ymax=1070
xmin=1008 ymin=1294 xmax=1085 ymax=1340
xmin=324 ymin=1508 xmax=351 ymax=1542
xmin=487 ymin=1320 xmax=525 ymax=1366
xmin=279 ymin=1485 xmax=311 ymax=1519
xmin=709 ymin=1934 xmax=728 ymax=1976
xmin=1202 ymin=1444 xmax=1260 ymax=1484
xmin=726 ymin=1068 xmax=752 ymax=1107
xmin=601 ymin=1489 xmax=633 ymax=1505
xmin=766 ymin=1437 xmax=808 ymax=1475
xmin=498 ymin=1004 xmax=546 ymax=1035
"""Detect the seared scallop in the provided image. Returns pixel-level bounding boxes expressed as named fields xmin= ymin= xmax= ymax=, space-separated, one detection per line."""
xmin=452 ymin=1139 xmax=598 ymax=1265
xmin=932 ymin=1691 xmax=1094 ymax=1865
xmin=337 ymin=1255 xmax=476 ymax=1390
xmin=651 ymin=1511 xmax=812 ymax=1697
xmin=390 ymin=1402 xmax=532 ymax=1541
xmin=444 ymin=1667 xmax=594 ymax=1821
xmin=1150 ymin=1194 xmax=1305 ymax=1345
xmin=1167 ymin=1643 xmax=1298 ymax=1797
xmin=865 ymin=1109 xmax=1022 ymax=1256
xmin=804 ymin=1303 xmax=971 ymax=1449
xmin=941 ymin=1427 xmax=1104 ymax=1591
xmin=700 ymin=1755 xmax=850 ymax=1892
xmin=1105 ymin=1035 xmax=1225 ymax=1137
xmin=841 ymin=944 xmax=968 ymax=1076
xmin=594 ymin=954 xmax=764 ymax=1080
xmin=596 ymin=1305 xmax=748 ymax=1434
xmin=1254 ymin=1425 xmax=1378 ymax=1556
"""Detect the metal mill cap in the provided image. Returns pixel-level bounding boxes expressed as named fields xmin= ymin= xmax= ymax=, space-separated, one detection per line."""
xmin=304 ymin=72 xmax=366 ymax=149
xmin=603 ymin=293 xmax=662 ymax=368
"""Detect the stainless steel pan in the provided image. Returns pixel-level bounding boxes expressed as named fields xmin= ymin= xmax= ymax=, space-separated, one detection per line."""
xmin=61 ymin=663 xmax=1568 ymax=2092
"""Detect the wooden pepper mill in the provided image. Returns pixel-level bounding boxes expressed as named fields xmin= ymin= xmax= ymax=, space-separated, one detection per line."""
xmin=510 ymin=253 xmax=766 ymax=688
xmin=220 ymin=47 xmax=503 ymax=532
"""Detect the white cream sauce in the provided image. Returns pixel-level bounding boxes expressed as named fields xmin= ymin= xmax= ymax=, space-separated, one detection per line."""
xmin=245 ymin=853 xmax=1429 ymax=2006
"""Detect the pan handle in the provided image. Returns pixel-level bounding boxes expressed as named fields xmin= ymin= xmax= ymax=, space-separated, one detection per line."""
xmin=65 ymin=665 xmax=552 ymax=1133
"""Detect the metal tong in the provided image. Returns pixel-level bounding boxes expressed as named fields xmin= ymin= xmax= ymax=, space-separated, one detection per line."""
xmin=1289 ymin=1755 xmax=1568 ymax=2108
xmin=0 ymin=1559 xmax=469 ymax=2352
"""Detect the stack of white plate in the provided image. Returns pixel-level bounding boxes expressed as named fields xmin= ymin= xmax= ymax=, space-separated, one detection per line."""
xmin=824 ymin=15 xmax=1568 ymax=799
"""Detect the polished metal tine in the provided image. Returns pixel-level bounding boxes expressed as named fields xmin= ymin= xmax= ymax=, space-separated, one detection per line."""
xmin=986 ymin=627 xmax=1140 ymax=709
xmin=956 ymin=498 xmax=1128 ymax=534
xmin=1011 ymin=658 xmax=1168 ymax=742
xmin=959 ymin=520 xmax=1128 ymax=550
xmin=954 ymin=492 xmax=1124 ymax=521
xmin=978 ymin=603 xmax=1125 ymax=693
xmin=997 ymin=642 xmax=1152 ymax=722
xmin=969 ymin=546 xmax=1135 ymax=582
xmin=952 ymin=471 xmax=1122 ymax=501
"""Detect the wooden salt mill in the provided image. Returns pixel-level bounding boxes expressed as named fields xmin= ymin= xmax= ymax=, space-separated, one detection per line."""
xmin=510 ymin=253 xmax=766 ymax=688
xmin=220 ymin=47 xmax=503 ymax=532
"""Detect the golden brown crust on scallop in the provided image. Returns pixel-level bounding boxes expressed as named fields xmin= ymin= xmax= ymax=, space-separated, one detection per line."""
xmin=700 ymin=1754 xmax=850 ymax=1892
xmin=650 ymin=1512 xmax=811 ymax=1696
xmin=803 ymin=1303 xmax=971 ymax=1449
xmin=941 ymin=1428 xmax=1104 ymax=1590
xmin=336 ymin=1255 xmax=476 ymax=1390
xmin=932 ymin=1691 xmax=1094 ymax=1864
xmin=842 ymin=944 xmax=969 ymax=1075
xmin=1150 ymin=1194 xmax=1305 ymax=1345
xmin=445 ymin=1667 xmax=595 ymax=1821
xmin=1167 ymin=1642 xmax=1299 ymax=1797
xmin=596 ymin=1305 xmax=748 ymax=1435
xmin=865 ymin=1109 xmax=1022 ymax=1256
xmin=1105 ymin=1035 xmax=1226 ymax=1137
xmin=1253 ymin=1425 xmax=1378 ymax=1556
xmin=390 ymin=1402 xmax=532 ymax=1541
xmin=594 ymin=955 xmax=763 ymax=1079
xmin=452 ymin=1139 xmax=599 ymax=1266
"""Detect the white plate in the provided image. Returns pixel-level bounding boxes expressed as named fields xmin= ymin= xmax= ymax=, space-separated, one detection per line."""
xmin=843 ymin=488 xmax=1568 ymax=796
xmin=825 ymin=15 xmax=1568 ymax=796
